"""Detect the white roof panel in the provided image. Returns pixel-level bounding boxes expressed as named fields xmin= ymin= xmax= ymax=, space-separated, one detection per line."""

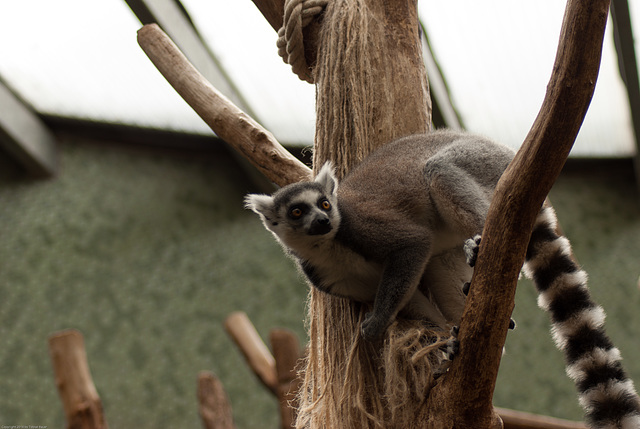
xmin=0 ymin=0 xmax=211 ymax=134
xmin=0 ymin=1 xmax=637 ymax=157
xmin=419 ymin=1 xmax=636 ymax=157
xmin=179 ymin=0 xmax=316 ymax=145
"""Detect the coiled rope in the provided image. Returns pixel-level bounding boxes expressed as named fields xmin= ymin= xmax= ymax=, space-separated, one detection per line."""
xmin=277 ymin=0 xmax=328 ymax=83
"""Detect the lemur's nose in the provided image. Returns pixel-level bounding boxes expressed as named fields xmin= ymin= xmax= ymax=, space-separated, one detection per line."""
xmin=308 ymin=214 xmax=332 ymax=235
xmin=317 ymin=217 xmax=329 ymax=225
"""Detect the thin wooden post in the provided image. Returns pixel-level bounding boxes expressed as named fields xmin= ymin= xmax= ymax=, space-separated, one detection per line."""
xmin=198 ymin=371 xmax=235 ymax=429
xmin=48 ymin=329 xmax=108 ymax=429
xmin=270 ymin=329 xmax=302 ymax=429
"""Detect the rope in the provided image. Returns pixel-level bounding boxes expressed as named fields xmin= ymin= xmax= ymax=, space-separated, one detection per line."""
xmin=277 ymin=0 xmax=328 ymax=83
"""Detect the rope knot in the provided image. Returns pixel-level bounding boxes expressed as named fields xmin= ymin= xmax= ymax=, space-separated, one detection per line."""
xmin=277 ymin=0 xmax=328 ymax=83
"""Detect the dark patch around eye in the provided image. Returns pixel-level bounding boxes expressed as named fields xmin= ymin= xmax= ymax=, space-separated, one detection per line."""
xmin=318 ymin=198 xmax=331 ymax=211
xmin=288 ymin=204 xmax=308 ymax=219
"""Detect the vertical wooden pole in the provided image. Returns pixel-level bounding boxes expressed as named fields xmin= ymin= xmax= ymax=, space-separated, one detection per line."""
xmin=270 ymin=329 xmax=302 ymax=429
xmin=49 ymin=329 xmax=108 ymax=429
xmin=198 ymin=371 xmax=235 ymax=429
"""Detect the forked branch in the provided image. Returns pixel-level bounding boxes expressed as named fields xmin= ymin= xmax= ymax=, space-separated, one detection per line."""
xmin=424 ymin=1 xmax=610 ymax=427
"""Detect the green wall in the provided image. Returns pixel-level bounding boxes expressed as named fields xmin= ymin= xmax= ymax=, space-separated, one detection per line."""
xmin=0 ymin=135 xmax=308 ymax=428
xmin=1 ymin=135 xmax=638 ymax=427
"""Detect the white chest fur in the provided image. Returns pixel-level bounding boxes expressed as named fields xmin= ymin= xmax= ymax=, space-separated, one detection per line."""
xmin=296 ymin=241 xmax=382 ymax=302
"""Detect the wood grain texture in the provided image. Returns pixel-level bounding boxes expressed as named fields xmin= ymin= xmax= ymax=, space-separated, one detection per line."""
xmin=424 ymin=1 xmax=610 ymax=427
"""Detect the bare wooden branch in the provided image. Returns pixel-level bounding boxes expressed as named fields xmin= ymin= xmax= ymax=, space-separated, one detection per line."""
xmin=497 ymin=408 xmax=586 ymax=429
xmin=270 ymin=329 xmax=302 ymax=429
xmin=48 ymin=329 xmax=108 ymax=429
xmin=198 ymin=371 xmax=235 ymax=429
xmin=137 ymin=23 xmax=311 ymax=187
xmin=223 ymin=311 xmax=278 ymax=394
xmin=425 ymin=0 xmax=610 ymax=427
xmin=250 ymin=0 xmax=285 ymax=32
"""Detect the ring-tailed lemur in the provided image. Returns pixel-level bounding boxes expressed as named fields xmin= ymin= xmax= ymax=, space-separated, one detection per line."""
xmin=245 ymin=130 xmax=640 ymax=428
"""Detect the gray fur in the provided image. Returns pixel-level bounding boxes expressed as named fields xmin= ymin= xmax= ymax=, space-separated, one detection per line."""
xmin=245 ymin=130 xmax=513 ymax=339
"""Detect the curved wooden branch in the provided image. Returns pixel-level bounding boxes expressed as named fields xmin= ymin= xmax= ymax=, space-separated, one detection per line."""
xmin=425 ymin=0 xmax=610 ymax=427
xmin=251 ymin=0 xmax=285 ymax=32
xmin=137 ymin=24 xmax=311 ymax=187
xmin=223 ymin=312 xmax=279 ymax=395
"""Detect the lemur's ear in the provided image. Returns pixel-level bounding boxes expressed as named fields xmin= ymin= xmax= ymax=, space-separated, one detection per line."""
xmin=315 ymin=162 xmax=338 ymax=196
xmin=244 ymin=194 xmax=275 ymax=218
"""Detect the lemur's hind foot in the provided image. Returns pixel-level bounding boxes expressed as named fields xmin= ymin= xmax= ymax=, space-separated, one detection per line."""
xmin=464 ymin=235 xmax=482 ymax=267
xmin=434 ymin=326 xmax=460 ymax=379
xmin=462 ymin=235 xmax=516 ymax=330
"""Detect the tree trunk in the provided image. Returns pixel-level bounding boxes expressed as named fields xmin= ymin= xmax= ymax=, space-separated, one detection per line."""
xmin=313 ymin=0 xmax=430 ymax=175
xmin=296 ymin=1 xmax=437 ymax=427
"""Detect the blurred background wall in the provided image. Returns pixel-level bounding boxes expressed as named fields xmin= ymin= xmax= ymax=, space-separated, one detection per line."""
xmin=0 ymin=132 xmax=638 ymax=428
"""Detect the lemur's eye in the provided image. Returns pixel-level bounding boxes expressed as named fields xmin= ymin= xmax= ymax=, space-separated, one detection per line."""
xmin=320 ymin=199 xmax=331 ymax=211
xmin=289 ymin=207 xmax=303 ymax=218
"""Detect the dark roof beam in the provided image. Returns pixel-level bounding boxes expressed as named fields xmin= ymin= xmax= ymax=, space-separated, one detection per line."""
xmin=610 ymin=0 xmax=640 ymax=191
xmin=0 ymin=80 xmax=57 ymax=177
xmin=420 ymin=24 xmax=463 ymax=130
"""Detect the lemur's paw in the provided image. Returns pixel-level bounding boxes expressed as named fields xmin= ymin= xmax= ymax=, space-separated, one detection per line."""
xmin=441 ymin=326 xmax=460 ymax=361
xmin=447 ymin=325 xmax=460 ymax=356
xmin=464 ymin=235 xmax=482 ymax=267
xmin=462 ymin=281 xmax=471 ymax=296
xmin=434 ymin=326 xmax=460 ymax=379
xmin=361 ymin=312 xmax=386 ymax=342
xmin=446 ymin=339 xmax=460 ymax=362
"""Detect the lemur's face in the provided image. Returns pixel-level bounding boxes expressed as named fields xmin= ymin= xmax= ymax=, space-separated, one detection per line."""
xmin=280 ymin=188 xmax=335 ymax=234
xmin=245 ymin=163 xmax=340 ymax=251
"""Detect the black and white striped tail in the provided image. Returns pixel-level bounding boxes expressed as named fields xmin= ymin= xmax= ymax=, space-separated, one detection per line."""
xmin=524 ymin=206 xmax=640 ymax=429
